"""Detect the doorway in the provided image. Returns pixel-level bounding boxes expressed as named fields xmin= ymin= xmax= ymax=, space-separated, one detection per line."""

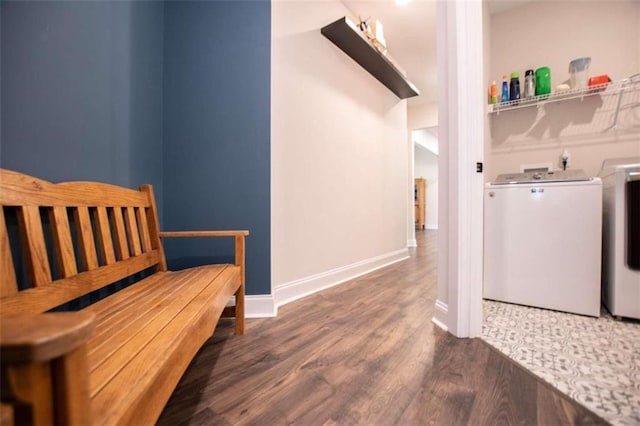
xmin=413 ymin=126 xmax=439 ymax=233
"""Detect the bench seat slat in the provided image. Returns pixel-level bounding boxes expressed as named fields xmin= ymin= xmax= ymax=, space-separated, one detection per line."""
xmin=0 ymin=250 xmax=161 ymax=314
xmin=87 ymin=266 xmax=231 ymax=392
xmin=85 ymin=267 xmax=226 ymax=372
xmin=89 ymin=265 xmax=241 ymax=425
xmin=85 ymin=267 xmax=217 ymax=333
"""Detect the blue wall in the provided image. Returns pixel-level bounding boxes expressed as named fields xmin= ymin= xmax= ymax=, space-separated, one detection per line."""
xmin=1 ymin=0 xmax=271 ymax=296
xmin=0 ymin=0 xmax=164 ymax=205
xmin=162 ymin=1 xmax=271 ymax=295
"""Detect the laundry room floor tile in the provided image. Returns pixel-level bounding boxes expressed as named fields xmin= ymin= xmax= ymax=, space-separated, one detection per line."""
xmin=482 ymin=300 xmax=640 ymax=426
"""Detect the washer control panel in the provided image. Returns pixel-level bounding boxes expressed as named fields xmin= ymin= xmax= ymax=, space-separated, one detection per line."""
xmin=493 ymin=169 xmax=591 ymax=185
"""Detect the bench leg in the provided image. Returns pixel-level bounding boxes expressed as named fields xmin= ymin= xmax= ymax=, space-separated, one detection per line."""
xmin=234 ymin=234 xmax=246 ymax=336
xmin=51 ymin=346 xmax=92 ymax=425
xmin=1 ymin=346 xmax=91 ymax=425
xmin=235 ymin=284 xmax=245 ymax=336
xmin=2 ymin=362 xmax=54 ymax=425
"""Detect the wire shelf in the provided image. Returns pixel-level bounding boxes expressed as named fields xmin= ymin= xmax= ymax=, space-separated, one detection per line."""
xmin=487 ymin=78 xmax=640 ymax=114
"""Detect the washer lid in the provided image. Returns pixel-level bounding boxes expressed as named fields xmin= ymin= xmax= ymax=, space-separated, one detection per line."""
xmin=492 ymin=169 xmax=591 ymax=184
xmin=599 ymin=157 xmax=640 ymax=178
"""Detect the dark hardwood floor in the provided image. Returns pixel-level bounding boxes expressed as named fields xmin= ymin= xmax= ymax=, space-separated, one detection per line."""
xmin=158 ymin=230 xmax=605 ymax=425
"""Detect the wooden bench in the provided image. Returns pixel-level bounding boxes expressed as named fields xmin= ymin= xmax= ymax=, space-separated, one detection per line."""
xmin=0 ymin=169 xmax=248 ymax=425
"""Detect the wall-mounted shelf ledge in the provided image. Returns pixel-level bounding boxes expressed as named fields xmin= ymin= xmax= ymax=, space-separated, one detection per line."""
xmin=487 ymin=78 xmax=640 ymax=114
xmin=321 ymin=17 xmax=420 ymax=100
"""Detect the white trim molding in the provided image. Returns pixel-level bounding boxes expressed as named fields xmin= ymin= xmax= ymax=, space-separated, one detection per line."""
xmin=274 ymin=249 xmax=410 ymax=308
xmin=245 ymin=294 xmax=278 ymax=318
xmin=407 ymin=238 xmax=418 ymax=248
xmin=432 ymin=299 xmax=449 ymax=332
xmin=436 ymin=0 xmax=484 ymax=338
xmin=243 ymin=249 xmax=410 ymax=318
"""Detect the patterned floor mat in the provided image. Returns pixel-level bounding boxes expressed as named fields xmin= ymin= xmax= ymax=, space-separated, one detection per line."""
xmin=482 ymin=300 xmax=640 ymax=426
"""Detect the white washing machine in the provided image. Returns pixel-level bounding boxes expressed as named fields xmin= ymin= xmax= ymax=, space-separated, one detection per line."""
xmin=600 ymin=157 xmax=640 ymax=320
xmin=483 ymin=169 xmax=602 ymax=317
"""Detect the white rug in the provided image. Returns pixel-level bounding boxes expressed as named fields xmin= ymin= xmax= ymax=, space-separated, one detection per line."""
xmin=482 ymin=300 xmax=640 ymax=426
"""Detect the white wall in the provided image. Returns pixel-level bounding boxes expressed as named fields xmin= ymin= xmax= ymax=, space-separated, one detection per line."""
xmin=408 ymin=102 xmax=438 ymax=130
xmin=413 ymin=132 xmax=439 ymax=229
xmin=271 ymin=1 xmax=409 ymax=308
xmin=487 ymin=0 xmax=640 ymax=181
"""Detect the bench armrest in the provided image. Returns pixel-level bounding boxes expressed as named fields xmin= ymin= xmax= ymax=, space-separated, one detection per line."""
xmin=1 ymin=312 xmax=95 ymax=364
xmin=159 ymin=230 xmax=248 ymax=335
xmin=159 ymin=230 xmax=249 ymax=238
xmin=1 ymin=312 xmax=94 ymax=425
xmin=159 ymin=230 xmax=248 ymax=268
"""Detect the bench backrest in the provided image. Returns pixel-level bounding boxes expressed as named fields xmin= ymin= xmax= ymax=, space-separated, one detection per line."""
xmin=0 ymin=169 xmax=167 ymax=314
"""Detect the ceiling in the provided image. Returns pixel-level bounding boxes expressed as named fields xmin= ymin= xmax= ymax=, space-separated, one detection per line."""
xmin=340 ymin=0 xmax=531 ymax=107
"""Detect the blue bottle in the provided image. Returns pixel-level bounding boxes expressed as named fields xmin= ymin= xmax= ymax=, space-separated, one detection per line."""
xmin=501 ymin=75 xmax=509 ymax=104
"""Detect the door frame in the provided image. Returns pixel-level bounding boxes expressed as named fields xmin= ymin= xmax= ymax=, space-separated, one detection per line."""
xmin=433 ymin=0 xmax=484 ymax=338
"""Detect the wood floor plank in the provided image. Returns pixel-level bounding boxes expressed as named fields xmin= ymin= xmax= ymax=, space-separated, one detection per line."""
xmin=158 ymin=231 xmax=606 ymax=426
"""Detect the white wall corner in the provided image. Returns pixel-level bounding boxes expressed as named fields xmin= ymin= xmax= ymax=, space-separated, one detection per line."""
xmin=432 ymin=299 xmax=449 ymax=332
xmin=274 ymin=249 xmax=409 ymax=308
xmin=407 ymin=238 xmax=418 ymax=247
xmin=245 ymin=294 xmax=278 ymax=318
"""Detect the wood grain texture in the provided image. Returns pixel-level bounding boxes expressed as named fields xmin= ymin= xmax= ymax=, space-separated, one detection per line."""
xmin=0 ymin=312 xmax=95 ymax=363
xmin=95 ymin=207 xmax=116 ymax=265
xmin=159 ymin=231 xmax=605 ymax=426
xmin=1 ymin=169 xmax=246 ymax=425
xmin=160 ymin=230 xmax=250 ymax=238
xmin=234 ymin=235 xmax=245 ymax=336
xmin=140 ymin=185 xmax=167 ymax=271
xmin=124 ymin=207 xmax=142 ymax=256
xmin=49 ymin=206 xmax=78 ymax=278
xmin=18 ymin=206 xmax=51 ymax=287
xmin=109 ymin=207 xmax=129 ymax=261
xmin=0 ymin=208 xmax=18 ymax=297
xmin=89 ymin=266 xmax=241 ymax=425
xmin=51 ymin=345 xmax=92 ymax=425
xmin=3 ymin=362 xmax=54 ymax=425
xmin=135 ymin=207 xmax=152 ymax=253
xmin=0 ymin=251 xmax=160 ymax=314
xmin=0 ymin=169 xmax=149 ymax=208
xmin=85 ymin=268 xmax=227 ymax=375
xmin=74 ymin=207 xmax=98 ymax=271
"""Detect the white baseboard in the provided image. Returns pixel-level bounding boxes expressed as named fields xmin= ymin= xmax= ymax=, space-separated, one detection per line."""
xmin=245 ymin=294 xmax=277 ymax=318
xmin=274 ymin=248 xmax=410 ymax=308
xmin=432 ymin=299 xmax=448 ymax=331
xmin=425 ymin=224 xmax=438 ymax=230
xmin=407 ymin=238 xmax=417 ymax=247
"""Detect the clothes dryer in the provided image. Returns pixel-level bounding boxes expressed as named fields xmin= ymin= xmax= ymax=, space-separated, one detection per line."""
xmin=600 ymin=157 xmax=640 ymax=320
